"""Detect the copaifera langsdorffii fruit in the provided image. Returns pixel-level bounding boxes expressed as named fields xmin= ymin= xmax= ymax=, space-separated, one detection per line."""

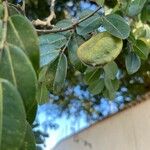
xmin=77 ymin=32 xmax=123 ymax=67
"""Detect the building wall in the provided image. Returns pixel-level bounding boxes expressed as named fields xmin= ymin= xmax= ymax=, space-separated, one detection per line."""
xmin=54 ymin=93 xmax=150 ymax=150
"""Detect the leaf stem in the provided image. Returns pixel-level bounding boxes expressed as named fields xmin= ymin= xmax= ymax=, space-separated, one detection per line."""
xmin=36 ymin=6 xmax=102 ymax=34
xmin=0 ymin=0 xmax=8 ymax=51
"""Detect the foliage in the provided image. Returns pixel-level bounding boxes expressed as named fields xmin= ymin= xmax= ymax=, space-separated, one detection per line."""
xmin=0 ymin=0 xmax=150 ymax=149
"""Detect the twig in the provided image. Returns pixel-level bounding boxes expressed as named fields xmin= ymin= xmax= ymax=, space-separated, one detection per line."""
xmin=0 ymin=1 xmax=8 ymax=51
xmin=36 ymin=6 xmax=102 ymax=34
xmin=33 ymin=0 xmax=56 ymax=27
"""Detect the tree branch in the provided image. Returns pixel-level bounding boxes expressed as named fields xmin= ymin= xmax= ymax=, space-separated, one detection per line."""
xmin=36 ymin=6 xmax=102 ymax=34
xmin=33 ymin=0 xmax=56 ymax=27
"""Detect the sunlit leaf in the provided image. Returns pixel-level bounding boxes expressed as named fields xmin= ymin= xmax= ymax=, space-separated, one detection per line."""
xmin=0 ymin=79 xmax=26 ymax=150
xmin=77 ymin=32 xmax=123 ymax=66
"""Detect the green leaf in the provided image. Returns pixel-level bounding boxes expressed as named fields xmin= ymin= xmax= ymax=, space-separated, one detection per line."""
xmin=46 ymin=53 xmax=67 ymax=94
xmin=0 ymin=44 xmax=37 ymax=113
xmin=88 ymin=79 xmax=104 ymax=95
xmin=104 ymin=61 xmax=118 ymax=79
xmin=39 ymin=33 xmax=67 ymax=49
xmin=133 ymin=40 xmax=150 ymax=60
xmin=100 ymin=14 xmax=130 ymax=39
xmin=104 ymin=77 xmax=116 ymax=99
xmin=0 ymin=79 xmax=26 ymax=150
xmin=0 ymin=4 xmax=4 ymax=19
xmin=141 ymin=4 xmax=150 ymax=22
xmin=26 ymin=102 xmax=37 ymax=125
xmin=68 ymin=35 xmax=86 ymax=72
xmin=7 ymin=15 xmax=40 ymax=72
xmin=96 ymin=0 xmax=104 ymax=5
xmin=125 ymin=52 xmax=141 ymax=74
xmin=126 ymin=0 xmax=147 ymax=17
xmin=84 ymin=68 xmax=102 ymax=84
xmin=76 ymin=10 xmax=102 ymax=35
xmin=56 ymin=19 xmax=72 ymax=35
xmin=37 ymin=83 xmax=49 ymax=104
xmin=77 ymin=32 xmax=123 ymax=66
xmin=0 ymin=20 xmax=2 ymax=41
xmin=40 ymin=44 xmax=60 ymax=67
xmin=20 ymin=122 xmax=36 ymax=150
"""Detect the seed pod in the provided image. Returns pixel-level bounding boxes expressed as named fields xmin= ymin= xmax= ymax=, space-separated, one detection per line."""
xmin=77 ymin=32 xmax=123 ymax=67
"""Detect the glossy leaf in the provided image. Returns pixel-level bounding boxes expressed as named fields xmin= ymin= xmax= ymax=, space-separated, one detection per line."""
xmin=126 ymin=0 xmax=147 ymax=17
xmin=77 ymin=32 xmax=123 ymax=66
xmin=20 ymin=122 xmax=36 ymax=150
xmin=0 ymin=79 xmax=26 ymax=150
xmin=46 ymin=53 xmax=67 ymax=94
xmin=100 ymin=14 xmax=130 ymax=39
xmin=39 ymin=33 xmax=67 ymax=49
xmin=125 ymin=52 xmax=141 ymax=74
xmin=7 ymin=15 xmax=40 ymax=72
xmin=0 ymin=44 xmax=37 ymax=113
xmin=104 ymin=61 xmax=118 ymax=80
xmin=40 ymin=44 xmax=60 ymax=67
xmin=76 ymin=11 xmax=102 ymax=35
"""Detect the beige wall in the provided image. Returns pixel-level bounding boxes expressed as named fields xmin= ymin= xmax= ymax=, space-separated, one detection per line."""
xmin=54 ymin=93 xmax=150 ymax=150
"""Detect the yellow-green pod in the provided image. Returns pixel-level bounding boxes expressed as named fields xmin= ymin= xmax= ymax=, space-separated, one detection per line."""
xmin=77 ymin=32 xmax=123 ymax=67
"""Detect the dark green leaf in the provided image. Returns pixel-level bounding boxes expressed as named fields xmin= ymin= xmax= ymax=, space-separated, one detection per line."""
xmin=104 ymin=77 xmax=116 ymax=99
xmin=7 ymin=15 xmax=40 ymax=72
xmin=88 ymin=79 xmax=104 ymax=95
xmin=133 ymin=40 xmax=150 ymax=60
xmin=100 ymin=14 xmax=130 ymax=39
xmin=46 ymin=53 xmax=67 ymax=94
xmin=104 ymin=61 xmax=118 ymax=79
xmin=126 ymin=0 xmax=147 ymax=17
xmin=84 ymin=68 xmax=102 ymax=84
xmin=0 ymin=44 xmax=37 ymax=113
xmin=125 ymin=52 xmax=141 ymax=74
xmin=40 ymin=44 xmax=60 ymax=67
xmin=68 ymin=35 xmax=86 ymax=72
xmin=39 ymin=33 xmax=67 ymax=48
xmin=0 ymin=79 xmax=26 ymax=150
xmin=26 ymin=102 xmax=37 ymax=125
xmin=20 ymin=122 xmax=36 ymax=150
xmin=76 ymin=11 xmax=102 ymax=35
xmin=37 ymin=83 xmax=49 ymax=104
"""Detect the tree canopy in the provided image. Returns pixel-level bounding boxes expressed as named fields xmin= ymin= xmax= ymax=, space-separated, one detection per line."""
xmin=0 ymin=0 xmax=150 ymax=149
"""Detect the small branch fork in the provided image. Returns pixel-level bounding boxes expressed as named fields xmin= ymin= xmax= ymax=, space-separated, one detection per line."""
xmin=36 ymin=6 xmax=102 ymax=34
xmin=32 ymin=0 xmax=56 ymax=27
